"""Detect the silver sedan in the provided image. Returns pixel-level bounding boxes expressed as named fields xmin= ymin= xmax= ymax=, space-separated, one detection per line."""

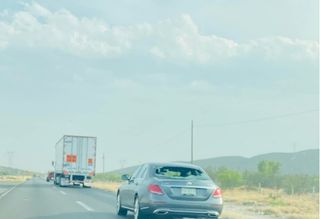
xmin=116 ymin=162 xmax=223 ymax=219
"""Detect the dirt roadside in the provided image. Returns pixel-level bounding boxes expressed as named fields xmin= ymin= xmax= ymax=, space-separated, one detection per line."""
xmin=221 ymin=201 xmax=279 ymax=219
xmin=92 ymin=182 xmax=281 ymax=219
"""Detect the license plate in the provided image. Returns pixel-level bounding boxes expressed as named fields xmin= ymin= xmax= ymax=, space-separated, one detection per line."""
xmin=181 ymin=188 xmax=196 ymax=196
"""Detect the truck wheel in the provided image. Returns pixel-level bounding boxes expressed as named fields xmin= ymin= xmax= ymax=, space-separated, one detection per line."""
xmin=59 ymin=177 xmax=66 ymax=187
xmin=55 ymin=177 xmax=59 ymax=186
xmin=58 ymin=177 xmax=62 ymax=187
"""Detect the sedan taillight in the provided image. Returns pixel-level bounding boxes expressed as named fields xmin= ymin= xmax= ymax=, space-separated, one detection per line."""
xmin=212 ymin=187 xmax=222 ymax=198
xmin=148 ymin=184 xmax=164 ymax=195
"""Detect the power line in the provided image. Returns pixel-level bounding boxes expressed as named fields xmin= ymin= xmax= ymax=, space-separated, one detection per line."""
xmin=7 ymin=151 xmax=14 ymax=167
xmin=102 ymin=153 xmax=105 ymax=173
xmin=152 ymin=109 xmax=318 ymax=158
xmin=120 ymin=109 xmax=318 ymax=166
xmin=197 ymin=109 xmax=318 ymax=128
xmin=154 ymin=127 xmax=189 ymax=147
xmin=153 ymin=109 xmax=318 ymax=148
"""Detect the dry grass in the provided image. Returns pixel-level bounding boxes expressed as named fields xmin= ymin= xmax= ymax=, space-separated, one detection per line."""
xmin=0 ymin=175 xmax=32 ymax=183
xmin=223 ymin=187 xmax=319 ymax=219
xmin=91 ymin=182 xmax=319 ymax=219
xmin=92 ymin=181 xmax=121 ymax=192
xmin=222 ymin=211 xmax=250 ymax=219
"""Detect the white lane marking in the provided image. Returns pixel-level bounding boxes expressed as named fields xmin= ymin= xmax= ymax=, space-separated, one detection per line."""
xmin=76 ymin=201 xmax=94 ymax=212
xmin=59 ymin=190 xmax=66 ymax=195
xmin=0 ymin=182 xmax=23 ymax=200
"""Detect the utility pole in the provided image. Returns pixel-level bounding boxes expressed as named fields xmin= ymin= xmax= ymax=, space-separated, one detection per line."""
xmin=102 ymin=153 xmax=105 ymax=173
xmin=191 ymin=120 xmax=194 ymax=164
xmin=120 ymin=159 xmax=127 ymax=169
xmin=7 ymin=151 xmax=14 ymax=167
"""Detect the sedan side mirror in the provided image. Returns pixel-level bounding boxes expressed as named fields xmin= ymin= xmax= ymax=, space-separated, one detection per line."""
xmin=121 ymin=174 xmax=130 ymax=181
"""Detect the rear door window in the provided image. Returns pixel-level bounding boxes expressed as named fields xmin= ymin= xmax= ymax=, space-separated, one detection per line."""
xmin=131 ymin=165 xmax=143 ymax=180
xmin=137 ymin=164 xmax=148 ymax=179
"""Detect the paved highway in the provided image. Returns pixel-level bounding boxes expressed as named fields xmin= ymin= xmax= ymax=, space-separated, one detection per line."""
xmin=0 ymin=178 xmax=277 ymax=219
xmin=0 ymin=177 xmax=131 ymax=219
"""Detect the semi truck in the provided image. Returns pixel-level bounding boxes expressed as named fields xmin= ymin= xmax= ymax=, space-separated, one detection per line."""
xmin=54 ymin=135 xmax=97 ymax=187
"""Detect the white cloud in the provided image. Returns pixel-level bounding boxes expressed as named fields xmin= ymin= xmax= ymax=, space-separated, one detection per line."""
xmin=0 ymin=3 xmax=133 ymax=57
xmin=245 ymin=37 xmax=319 ymax=61
xmin=0 ymin=3 xmax=318 ymax=63
xmin=148 ymin=14 xmax=238 ymax=63
xmin=23 ymin=2 xmax=51 ymax=17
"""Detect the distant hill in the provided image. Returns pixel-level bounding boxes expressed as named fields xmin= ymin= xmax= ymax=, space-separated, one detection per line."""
xmin=0 ymin=166 xmax=34 ymax=176
xmin=195 ymin=149 xmax=319 ymax=175
xmin=112 ymin=149 xmax=319 ymax=176
xmin=112 ymin=165 xmax=139 ymax=175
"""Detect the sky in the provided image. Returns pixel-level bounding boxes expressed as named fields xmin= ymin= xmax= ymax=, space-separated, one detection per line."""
xmin=0 ymin=0 xmax=318 ymax=172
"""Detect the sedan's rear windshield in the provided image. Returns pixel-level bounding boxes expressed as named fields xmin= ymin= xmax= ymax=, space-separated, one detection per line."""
xmin=154 ymin=166 xmax=210 ymax=180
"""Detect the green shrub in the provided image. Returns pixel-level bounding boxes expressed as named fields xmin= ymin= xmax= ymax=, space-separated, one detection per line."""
xmin=205 ymin=161 xmax=319 ymax=194
xmin=93 ymin=172 xmax=122 ymax=182
xmin=207 ymin=167 xmax=243 ymax=189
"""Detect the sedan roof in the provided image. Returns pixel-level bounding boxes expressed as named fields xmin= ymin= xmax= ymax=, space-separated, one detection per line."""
xmin=147 ymin=162 xmax=203 ymax=169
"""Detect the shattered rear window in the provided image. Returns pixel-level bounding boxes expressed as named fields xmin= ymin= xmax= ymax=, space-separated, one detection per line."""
xmin=154 ymin=166 xmax=210 ymax=180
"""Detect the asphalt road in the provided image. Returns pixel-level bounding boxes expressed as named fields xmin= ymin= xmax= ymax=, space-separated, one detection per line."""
xmin=0 ymin=177 xmax=131 ymax=219
xmin=0 ymin=178 xmax=277 ymax=219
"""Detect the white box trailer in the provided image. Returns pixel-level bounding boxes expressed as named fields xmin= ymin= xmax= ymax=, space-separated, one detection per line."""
xmin=54 ymin=135 xmax=97 ymax=187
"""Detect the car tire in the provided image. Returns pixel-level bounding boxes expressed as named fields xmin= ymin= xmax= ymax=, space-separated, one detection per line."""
xmin=116 ymin=193 xmax=128 ymax=216
xmin=83 ymin=184 xmax=91 ymax=188
xmin=134 ymin=197 xmax=150 ymax=219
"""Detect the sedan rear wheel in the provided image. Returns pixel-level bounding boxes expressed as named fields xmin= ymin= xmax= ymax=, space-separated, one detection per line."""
xmin=116 ymin=194 xmax=127 ymax=216
xmin=134 ymin=197 xmax=149 ymax=219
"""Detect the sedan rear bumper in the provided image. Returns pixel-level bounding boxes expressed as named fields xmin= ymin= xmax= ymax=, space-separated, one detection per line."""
xmin=139 ymin=193 xmax=223 ymax=218
xmin=153 ymin=208 xmax=220 ymax=218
